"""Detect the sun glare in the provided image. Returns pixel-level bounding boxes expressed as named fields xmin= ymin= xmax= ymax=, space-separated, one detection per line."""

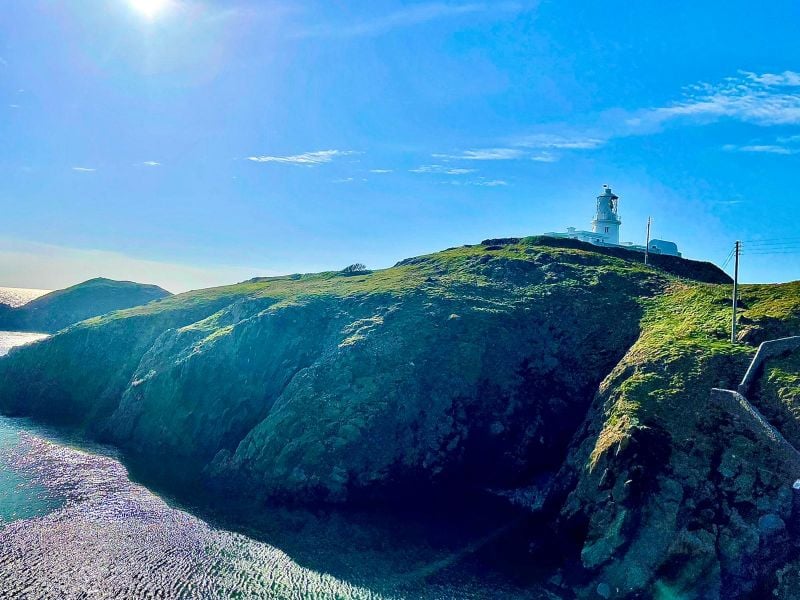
xmin=129 ymin=0 xmax=170 ymax=19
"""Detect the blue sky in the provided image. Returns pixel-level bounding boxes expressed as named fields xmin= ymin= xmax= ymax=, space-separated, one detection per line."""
xmin=1 ymin=0 xmax=799 ymax=292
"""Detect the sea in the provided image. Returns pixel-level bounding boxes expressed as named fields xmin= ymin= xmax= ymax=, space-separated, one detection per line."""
xmin=0 ymin=286 xmax=50 ymax=308
xmin=0 ymin=300 xmax=540 ymax=599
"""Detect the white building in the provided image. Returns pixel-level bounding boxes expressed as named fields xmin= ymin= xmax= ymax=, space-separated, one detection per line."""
xmin=545 ymin=185 xmax=681 ymax=257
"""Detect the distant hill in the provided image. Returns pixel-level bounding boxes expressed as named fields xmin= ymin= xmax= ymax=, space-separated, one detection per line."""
xmin=0 ymin=278 xmax=171 ymax=333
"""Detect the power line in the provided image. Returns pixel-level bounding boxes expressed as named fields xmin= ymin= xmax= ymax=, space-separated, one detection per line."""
xmin=741 ymin=241 xmax=800 ymax=249
xmin=740 ymin=235 xmax=800 ymax=244
xmin=721 ymin=247 xmax=736 ymax=270
xmin=741 ymin=250 xmax=800 ymax=256
xmin=739 ymin=240 xmax=800 ymax=256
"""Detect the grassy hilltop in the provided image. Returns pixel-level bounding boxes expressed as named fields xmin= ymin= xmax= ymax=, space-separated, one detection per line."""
xmin=1 ymin=236 xmax=800 ymax=598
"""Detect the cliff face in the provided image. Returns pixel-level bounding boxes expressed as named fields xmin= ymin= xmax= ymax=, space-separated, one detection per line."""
xmin=0 ymin=278 xmax=171 ymax=333
xmin=1 ymin=239 xmax=798 ymax=598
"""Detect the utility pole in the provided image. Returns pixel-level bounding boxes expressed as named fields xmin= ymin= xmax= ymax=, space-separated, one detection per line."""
xmin=731 ymin=240 xmax=741 ymax=344
xmin=644 ymin=217 xmax=652 ymax=265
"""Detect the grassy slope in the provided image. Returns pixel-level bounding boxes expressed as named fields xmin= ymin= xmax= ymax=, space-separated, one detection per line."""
xmin=559 ymin=280 xmax=800 ymax=598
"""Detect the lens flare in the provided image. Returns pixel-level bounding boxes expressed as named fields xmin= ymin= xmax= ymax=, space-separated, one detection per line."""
xmin=129 ymin=0 xmax=170 ymax=19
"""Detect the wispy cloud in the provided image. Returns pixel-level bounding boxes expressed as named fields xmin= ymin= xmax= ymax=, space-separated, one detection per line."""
xmin=721 ymin=131 xmax=800 ymax=155
xmin=247 ymin=150 xmax=357 ymax=166
xmin=515 ymin=133 xmax=605 ymax=150
xmin=369 ymin=169 xmax=393 ymax=173
xmin=411 ymin=164 xmax=476 ymax=175
xmin=72 ymin=167 xmax=96 ymax=172
xmin=0 ymin=57 xmax=7 ymax=67
xmin=434 ymin=134 xmax=603 ymax=164
xmin=434 ymin=148 xmax=524 ymax=161
xmin=294 ymin=2 xmax=527 ymax=39
xmin=446 ymin=177 xmax=508 ymax=187
xmin=634 ymin=70 xmax=800 ymax=128
xmin=333 ymin=177 xmax=369 ymax=183
xmin=723 ymin=144 xmax=797 ymax=155
xmin=142 ymin=161 xmax=161 ymax=167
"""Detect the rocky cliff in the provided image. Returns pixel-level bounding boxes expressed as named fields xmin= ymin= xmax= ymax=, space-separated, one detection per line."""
xmin=2 ymin=237 xmax=799 ymax=598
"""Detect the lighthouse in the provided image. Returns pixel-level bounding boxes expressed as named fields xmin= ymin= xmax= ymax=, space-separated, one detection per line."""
xmin=592 ymin=185 xmax=621 ymax=245
xmin=543 ymin=185 xmax=681 ymax=257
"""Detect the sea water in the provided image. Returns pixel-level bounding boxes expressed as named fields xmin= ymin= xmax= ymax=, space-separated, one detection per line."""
xmin=0 ymin=332 xmax=538 ymax=599
xmin=0 ymin=286 xmax=50 ymax=308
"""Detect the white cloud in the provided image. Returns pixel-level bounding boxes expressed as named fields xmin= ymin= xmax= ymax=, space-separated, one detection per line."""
xmin=295 ymin=2 xmax=527 ymax=39
xmin=0 ymin=57 xmax=7 ymax=67
xmin=410 ymin=164 xmax=476 ymax=175
xmin=430 ymin=70 xmax=800 ymax=166
xmin=142 ymin=161 xmax=161 ymax=167
xmin=9 ymin=104 xmax=19 ymax=109
xmin=640 ymin=70 xmax=800 ymax=127
xmin=446 ymin=178 xmax=508 ymax=187
xmin=433 ymin=136 xmax=601 ymax=164
xmin=743 ymin=71 xmax=800 ymax=87
xmin=72 ymin=167 xmax=96 ymax=172
xmin=723 ymin=144 xmax=797 ymax=155
xmin=247 ymin=150 xmax=357 ymax=166
xmin=434 ymin=148 xmax=524 ymax=161
xmin=369 ymin=169 xmax=393 ymax=173
xmin=516 ymin=133 xmax=605 ymax=150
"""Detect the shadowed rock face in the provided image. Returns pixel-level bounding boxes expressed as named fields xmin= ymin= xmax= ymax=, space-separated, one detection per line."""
xmin=2 ymin=239 xmax=799 ymax=598
xmin=0 ymin=278 xmax=170 ymax=333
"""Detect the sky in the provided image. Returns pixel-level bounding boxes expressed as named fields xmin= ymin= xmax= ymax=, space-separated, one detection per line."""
xmin=1 ymin=0 xmax=799 ymax=292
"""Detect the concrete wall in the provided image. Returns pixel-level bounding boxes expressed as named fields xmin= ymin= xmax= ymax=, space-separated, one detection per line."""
xmin=711 ymin=388 xmax=800 ymax=462
xmin=738 ymin=336 xmax=800 ymax=396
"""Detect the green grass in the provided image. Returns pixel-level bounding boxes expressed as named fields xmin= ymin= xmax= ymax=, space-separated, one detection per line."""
xmin=83 ymin=241 xmax=665 ymax=329
xmin=588 ymin=280 xmax=800 ymax=470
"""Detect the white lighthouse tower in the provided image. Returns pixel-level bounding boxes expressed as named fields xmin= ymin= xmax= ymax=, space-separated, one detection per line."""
xmin=543 ymin=185 xmax=681 ymax=256
xmin=592 ymin=185 xmax=621 ymax=245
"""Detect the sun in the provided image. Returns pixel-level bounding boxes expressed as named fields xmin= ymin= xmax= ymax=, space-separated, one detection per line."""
xmin=129 ymin=0 xmax=170 ymax=19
